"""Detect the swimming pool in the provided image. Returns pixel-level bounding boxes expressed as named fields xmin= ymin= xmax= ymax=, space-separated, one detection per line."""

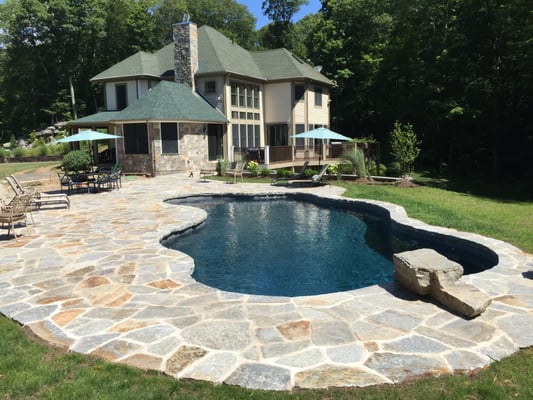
xmin=163 ymin=195 xmax=498 ymax=297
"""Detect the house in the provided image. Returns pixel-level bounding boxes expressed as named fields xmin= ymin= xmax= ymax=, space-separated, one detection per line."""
xmin=67 ymin=18 xmax=335 ymax=176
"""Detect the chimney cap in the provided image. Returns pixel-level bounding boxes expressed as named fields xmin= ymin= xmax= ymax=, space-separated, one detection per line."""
xmin=182 ymin=13 xmax=190 ymax=23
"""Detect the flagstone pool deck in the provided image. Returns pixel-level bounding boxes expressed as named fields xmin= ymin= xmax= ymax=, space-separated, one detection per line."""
xmin=1 ymin=174 xmax=532 ymax=391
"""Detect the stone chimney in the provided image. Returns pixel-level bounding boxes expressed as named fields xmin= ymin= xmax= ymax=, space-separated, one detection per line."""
xmin=173 ymin=15 xmax=198 ymax=91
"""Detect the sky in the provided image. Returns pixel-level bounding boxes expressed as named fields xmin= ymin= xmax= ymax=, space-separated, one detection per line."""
xmin=237 ymin=0 xmax=322 ymax=29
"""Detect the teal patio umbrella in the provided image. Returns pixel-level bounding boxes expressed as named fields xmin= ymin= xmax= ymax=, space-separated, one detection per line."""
xmin=57 ymin=130 xmax=122 ymax=143
xmin=57 ymin=131 xmax=122 ymax=164
xmin=291 ymin=127 xmax=351 ymax=165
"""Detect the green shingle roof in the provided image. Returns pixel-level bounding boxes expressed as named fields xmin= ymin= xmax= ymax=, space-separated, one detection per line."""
xmin=91 ymin=25 xmax=334 ymax=86
xmin=111 ymin=81 xmax=227 ymax=123
xmin=67 ymin=111 xmax=121 ymax=126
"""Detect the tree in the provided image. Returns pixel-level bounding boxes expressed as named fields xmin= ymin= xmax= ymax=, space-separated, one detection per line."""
xmin=390 ymin=121 xmax=420 ymax=177
xmin=261 ymin=0 xmax=308 ymax=50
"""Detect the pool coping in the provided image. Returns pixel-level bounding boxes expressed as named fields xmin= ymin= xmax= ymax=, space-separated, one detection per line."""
xmin=1 ymin=175 xmax=532 ymax=391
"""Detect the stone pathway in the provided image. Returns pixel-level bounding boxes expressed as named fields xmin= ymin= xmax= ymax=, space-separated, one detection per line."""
xmin=1 ymin=174 xmax=532 ymax=391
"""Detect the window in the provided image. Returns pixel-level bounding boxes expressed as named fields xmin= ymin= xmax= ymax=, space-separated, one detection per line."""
xmin=231 ymin=84 xmax=237 ymax=106
xmin=253 ymin=87 xmax=259 ymax=109
xmin=239 ymin=85 xmax=245 ymax=107
xmin=295 ymin=85 xmax=305 ymax=102
xmin=231 ymin=111 xmax=239 ymax=119
xmin=205 ymin=81 xmax=216 ymax=94
xmin=232 ymin=123 xmax=261 ymax=148
xmin=240 ymin=112 xmax=246 ymax=119
xmin=161 ymin=123 xmax=178 ymax=154
xmin=208 ymin=124 xmax=223 ymax=161
xmin=124 ymin=123 xmax=148 ymax=154
xmin=230 ymin=81 xmax=260 ymax=110
xmin=247 ymin=87 xmax=253 ymax=108
xmin=116 ymin=84 xmax=127 ymax=110
xmin=314 ymin=87 xmax=323 ymax=107
xmin=295 ymin=124 xmax=305 ymax=149
xmin=268 ymin=125 xmax=288 ymax=146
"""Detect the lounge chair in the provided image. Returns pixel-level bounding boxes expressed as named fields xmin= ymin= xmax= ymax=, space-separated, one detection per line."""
xmin=271 ymin=161 xmax=309 ymax=185
xmin=226 ymin=162 xmax=245 ymax=184
xmin=8 ymin=174 xmax=70 ymax=209
xmin=0 ymin=192 xmax=34 ymax=239
xmin=285 ymin=164 xmax=330 ymax=186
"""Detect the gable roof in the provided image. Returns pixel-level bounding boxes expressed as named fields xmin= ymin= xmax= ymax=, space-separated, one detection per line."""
xmin=111 ymin=81 xmax=227 ymax=123
xmin=91 ymin=25 xmax=334 ymax=86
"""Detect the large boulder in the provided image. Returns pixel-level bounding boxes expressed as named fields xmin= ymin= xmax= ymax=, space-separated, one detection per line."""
xmin=393 ymin=248 xmax=491 ymax=318
xmin=393 ymin=248 xmax=463 ymax=295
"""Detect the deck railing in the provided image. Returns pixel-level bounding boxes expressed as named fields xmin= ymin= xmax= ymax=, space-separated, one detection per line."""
xmin=232 ymin=142 xmax=380 ymax=171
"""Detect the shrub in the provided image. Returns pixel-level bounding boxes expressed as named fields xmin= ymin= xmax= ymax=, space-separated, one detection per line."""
xmin=0 ymin=148 xmax=8 ymax=158
xmin=36 ymin=143 xmax=49 ymax=156
xmin=13 ymin=147 xmax=26 ymax=157
xmin=304 ymin=167 xmax=318 ymax=177
xmin=368 ymin=160 xmax=387 ymax=176
xmin=390 ymin=120 xmax=420 ymax=177
xmin=260 ymin=167 xmax=270 ymax=177
xmin=276 ymin=168 xmax=293 ymax=178
xmin=247 ymin=160 xmax=259 ymax=176
xmin=341 ymin=148 xmax=370 ymax=179
xmin=216 ymin=158 xmax=228 ymax=176
xmin=62 ymin=150 xmax=92 ymax=172
xmin=388 ymin=161 xmax=402 ymax=177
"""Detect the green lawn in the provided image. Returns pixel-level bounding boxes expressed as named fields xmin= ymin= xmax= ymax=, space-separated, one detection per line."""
xmin=1 ymin=164 xmax=532 ymax=399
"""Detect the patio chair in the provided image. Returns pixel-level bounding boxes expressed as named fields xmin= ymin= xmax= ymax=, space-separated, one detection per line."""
xmin=284 ymin=164 xmax=330 ymax=186
xmin=271 ymin=161 xmax=309 ymax=185
xmin=226 ymin=162 xmax=245 ymax=184
xmin=0 ymin=192 xmax=34 ymax=239
xmin=7 ymin=175 xmax=70 ymax=209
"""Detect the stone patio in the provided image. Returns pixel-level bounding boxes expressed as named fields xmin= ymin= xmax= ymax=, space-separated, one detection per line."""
xmin=0 ymin=174 xmax=532 ymax=391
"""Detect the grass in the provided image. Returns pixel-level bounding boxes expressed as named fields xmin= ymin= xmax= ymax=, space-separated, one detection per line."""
xmin=0 ymin=161 xmax=61 ymax=180
xmin=1 ymin=163 xmax=532 ymax=398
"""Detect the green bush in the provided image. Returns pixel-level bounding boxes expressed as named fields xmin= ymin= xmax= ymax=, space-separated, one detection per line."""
xmin=216 ymin=158 xmax=228 ymax=176
xmin=368 ymin=160 xmax=387 ymax=176
xmin=13 ymin=147 xmax=25 ymax=157
xmin=338 ymin=163 xmax=353 ymax=174
xmin=276 ymin=168 xmax=293 ymax=178
xmin=0 ymin=148 xmax=8 ymax=158
xmin=388 ymin=161 xmax=402 ymax=177
xmin=304 ymin=167 xmax=318 ymax=177
xmin=246 ymin=160 xmax=259 ymax=176
xmin=390 ymin=120 xmax=420 ymax=177
xmin=260 ymin=167 xmax=270 ymax=177
xmin=36 ymin=144 xmax=49 ymax=156
xmin=62 ymin=150 xmax=92 ymax=172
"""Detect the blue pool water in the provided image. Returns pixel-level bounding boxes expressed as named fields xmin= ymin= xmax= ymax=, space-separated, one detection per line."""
xmin=163 ymin=196 xmax=417 ymax=296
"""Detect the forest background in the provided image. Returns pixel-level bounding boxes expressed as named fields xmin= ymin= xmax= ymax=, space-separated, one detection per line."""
xmin=0 ymin=0 xmax=531 ymax=179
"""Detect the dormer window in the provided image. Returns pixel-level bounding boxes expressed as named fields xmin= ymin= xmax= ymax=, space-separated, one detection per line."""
xmin=116 ymin=84 xmax=127 ymax=110
xmin=205 ymin=81 xmax=216 ymax=94
xmin=314 ymin=87 xmax=323 ymax=107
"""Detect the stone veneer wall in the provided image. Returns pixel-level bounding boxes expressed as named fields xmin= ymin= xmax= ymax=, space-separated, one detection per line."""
xmin=154 ymin=123 xmax=209 ymax=175
xmin=173 ymin=21 xmax=198 ymax=90
xmin=115 ymin=124 xmax=153 ymax=176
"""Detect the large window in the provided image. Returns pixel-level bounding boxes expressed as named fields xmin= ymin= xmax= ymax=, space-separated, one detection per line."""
xmin=116 ymin=84 xmax=127 ymax=110
xmin=232 ymin=124 xmax=260 ymax=148
xmin=161 ymin=123 xmax=179 ymax=154
xmin=268 ymin=125 xmax=288 ymax=146
xmin=124 ymin=123 xmax=148 ymax=154
xmin=231 ymin=82 xmax=260 ymax=110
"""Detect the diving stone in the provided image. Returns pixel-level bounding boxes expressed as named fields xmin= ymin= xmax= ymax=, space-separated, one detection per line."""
xmin=393 ymin=249 xmax=491 ymax=317
xmin=393 ymin=248 xmax=463 ymax=295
